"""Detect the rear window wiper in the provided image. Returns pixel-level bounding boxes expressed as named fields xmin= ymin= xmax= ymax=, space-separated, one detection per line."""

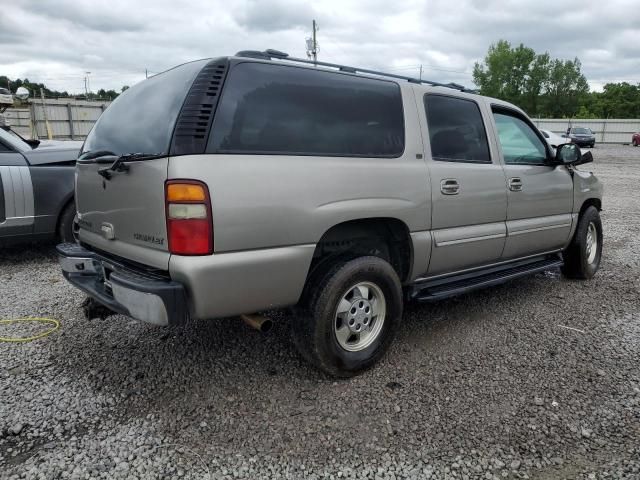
xmin=78 ymin=150 xmax=117 ymax=161
xmin=96 ymin=152 xmax=164 ymax=180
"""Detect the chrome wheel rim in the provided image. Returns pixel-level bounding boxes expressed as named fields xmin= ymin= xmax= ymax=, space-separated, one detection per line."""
xmin=585 ymin=222 xmax=598 ymax=264
xmin=334 ymin=281 xmax=386 ymax=352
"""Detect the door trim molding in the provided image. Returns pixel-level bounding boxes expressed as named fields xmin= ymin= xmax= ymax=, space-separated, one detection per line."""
xmin=435 ymin=232 xmax=505 ymax=247
xmin=508 ymin=222 xmax=572 ymax=236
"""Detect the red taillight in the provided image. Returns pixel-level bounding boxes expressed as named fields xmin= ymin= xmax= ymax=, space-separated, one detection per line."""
xmin=165 ymin=180 xmax=213 ymax=255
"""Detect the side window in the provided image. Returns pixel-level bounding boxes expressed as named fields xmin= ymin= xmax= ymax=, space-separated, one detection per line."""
xmin=424 ymin=94 xmax=491 ymax=163
xmin=493 ymin=111 xmax=548 ymax=165
xmin=208 ymin=62 xmax=405 ymax=157
xmin=0 ymin=142 xmax=11 ymax=152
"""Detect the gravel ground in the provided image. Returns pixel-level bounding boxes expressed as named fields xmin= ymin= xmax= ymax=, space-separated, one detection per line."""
xmin=1 ymin=144 xmax=639 ymax=480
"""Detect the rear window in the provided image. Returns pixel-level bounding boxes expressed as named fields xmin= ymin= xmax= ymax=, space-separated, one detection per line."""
xmin=81 ymin=59 xmax=208 ymax=158
xmin=208 ymin=62 xmax=404 ymax=157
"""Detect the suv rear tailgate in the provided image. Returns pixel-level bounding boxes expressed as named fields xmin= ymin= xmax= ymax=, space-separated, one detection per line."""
xmin=76 ymin=158 xmax=170 ymax=270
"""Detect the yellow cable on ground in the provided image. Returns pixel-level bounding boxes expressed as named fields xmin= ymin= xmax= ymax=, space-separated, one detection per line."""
xmin=0 ymin=318 xmax=60 ymax=343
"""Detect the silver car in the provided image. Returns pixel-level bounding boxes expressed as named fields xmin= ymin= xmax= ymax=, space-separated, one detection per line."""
xmin=58 ymin=50 xmax=603 ymax=376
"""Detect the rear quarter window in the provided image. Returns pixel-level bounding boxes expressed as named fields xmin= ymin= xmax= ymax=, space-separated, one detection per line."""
xmin=208 ymin=62 xmax=405 ymax=157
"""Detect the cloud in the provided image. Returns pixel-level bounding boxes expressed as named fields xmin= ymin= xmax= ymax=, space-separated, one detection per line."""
xmin=16 ymin=0 xmax=146 ymax=32
xmin=1 ymin=0 xmax=639 ymax=93
xmin=236 ymin=0 xmax=315 ymax=32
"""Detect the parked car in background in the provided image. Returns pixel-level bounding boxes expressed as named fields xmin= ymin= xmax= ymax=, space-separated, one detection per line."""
xmin=539 ymin=129 xmax=570 ymax=148
xmin=58 ymin=50 xmax=603 ymax=377
xmin=632 ymin=132 xmax=640 ymax=147
xmin=564 ymin=127 xmax=595 ymax=148
xmin=0 ymin=126 xmax=81 ymax=246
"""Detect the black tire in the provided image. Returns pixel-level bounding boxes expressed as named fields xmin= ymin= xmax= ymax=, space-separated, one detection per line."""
xmin=633 ymin=139 xmax=638 ymax=147
xmin=292 ymin=256 xmax=403 ymax=377
xmin=561 ymin=206 xmax=602 ymax=279
xmin=57 ymin=202 xmax=77 ymax=244
xmin=590 ymin=143 xmax=595 ymax=148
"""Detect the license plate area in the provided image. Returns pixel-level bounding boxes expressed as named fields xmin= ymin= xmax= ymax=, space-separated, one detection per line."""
xmin=93 ymin=260 xmax=115 ymax=296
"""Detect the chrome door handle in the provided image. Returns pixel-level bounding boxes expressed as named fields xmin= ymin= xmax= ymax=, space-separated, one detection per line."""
xmin=508 ymin=177 xmax=523 ymax=192
xmin=440 ymin=178 xmax=460 ymax=195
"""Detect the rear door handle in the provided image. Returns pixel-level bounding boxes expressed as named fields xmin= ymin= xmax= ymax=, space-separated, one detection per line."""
xmin=440 ymin=178 xmax=460 ymax=195
xmin=508 ymin=177 xmax=523 ymax=192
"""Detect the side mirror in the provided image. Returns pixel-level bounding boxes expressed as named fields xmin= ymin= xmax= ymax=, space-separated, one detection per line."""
xmin=578 ymin=150 xmax=593 ymax=165
xmin=555 ymin=143 xmax=593 ymax=166
xmin=555 ymin=143 xmax=581 ymax=164
xmin=560 ymin=134 xmax=567 ymax=138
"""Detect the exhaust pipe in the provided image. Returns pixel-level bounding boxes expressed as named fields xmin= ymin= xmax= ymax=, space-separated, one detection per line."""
xmin=240 ymin=314 xmax=273 ymax=333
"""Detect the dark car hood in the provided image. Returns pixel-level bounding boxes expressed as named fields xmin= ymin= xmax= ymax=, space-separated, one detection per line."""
xmin=37 ymin=140 xmax=83 ymax=149
xmin=22 ymin=143 xmax=81 ymax=166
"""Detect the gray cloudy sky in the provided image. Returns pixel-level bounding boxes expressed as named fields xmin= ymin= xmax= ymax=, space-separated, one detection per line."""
xmin=2 ymin=0 xmax=639 ymax=94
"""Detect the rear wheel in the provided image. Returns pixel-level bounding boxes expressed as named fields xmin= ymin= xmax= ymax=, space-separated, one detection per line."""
xmin=292 ymin=256 xmax=403 ymax=377
xmin=562 ymin=206 xmax=602 ymax=279
xmin=633 ymin=139 xmax=638 ymax=147
xmin=57 ymin=202 xmax=77 ymax=244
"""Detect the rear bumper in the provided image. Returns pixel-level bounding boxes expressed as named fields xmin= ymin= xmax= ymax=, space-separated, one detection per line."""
xmin=57 ymin=243 xmax=188 ymax=326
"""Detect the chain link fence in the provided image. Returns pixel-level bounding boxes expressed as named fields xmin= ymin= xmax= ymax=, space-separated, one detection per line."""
xmin=3 ymin=100 xmax=640 ymax=145
xmin=532 ymin=119 xmax=640 ymax=144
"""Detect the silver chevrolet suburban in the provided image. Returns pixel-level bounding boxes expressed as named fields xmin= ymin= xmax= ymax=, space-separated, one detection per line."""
xmin=58 ymin=50 xmax=603 ymax=377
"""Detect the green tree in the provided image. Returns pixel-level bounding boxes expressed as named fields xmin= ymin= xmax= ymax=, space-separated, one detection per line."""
xmin=96 ymin=88 xmax=119 ymax=100
xmin=590 ymin=83 xmax=640 ymax=118
xmin=473 ymin=40 xmax=589 ymax=117
xmin=540 ymin=58 xmax=589 ymax=117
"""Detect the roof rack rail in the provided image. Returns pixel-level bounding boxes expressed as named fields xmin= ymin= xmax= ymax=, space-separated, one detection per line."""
xmin=235 ymin=49 xmax=471 ymax=92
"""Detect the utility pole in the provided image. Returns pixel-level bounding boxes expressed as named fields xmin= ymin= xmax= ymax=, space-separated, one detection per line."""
xmin=312 ymin=20 xmax=317 ymax=63
xmin=40 ymin=88 xmax=53 ymax=140
xmin=84 ymin=72 xmax=91 ymax=97
xmin=306 ymin=20 xmax=318 ymax=64
xmin=145 ymin=68 xmax=148 ymax=79
xmin=419 ymin=65 xmax=423 ymax=80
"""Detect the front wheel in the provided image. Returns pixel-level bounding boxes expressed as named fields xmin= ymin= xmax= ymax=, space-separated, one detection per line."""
xmin=292 ymin=256 xmax=403 ymax=377
xmin=57 ymin=202 xmax=77 ymax=244
xmin=633 ymin=139 xmax=638 ymax=147
xmin=562 ymin=206 xmax=603 ymax=279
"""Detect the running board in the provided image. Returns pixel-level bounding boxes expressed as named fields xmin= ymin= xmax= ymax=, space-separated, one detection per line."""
xmin=408 ymin=254 xmax=563 ymax=302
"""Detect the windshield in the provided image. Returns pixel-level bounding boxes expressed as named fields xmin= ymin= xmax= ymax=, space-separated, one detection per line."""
xmin=81 ymin=59 xmax=208 ymax=158
xmin=0 ymin=127 xmax=30 ymax=152
xmin=572 ymin=127 xmax=591 ymax=135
